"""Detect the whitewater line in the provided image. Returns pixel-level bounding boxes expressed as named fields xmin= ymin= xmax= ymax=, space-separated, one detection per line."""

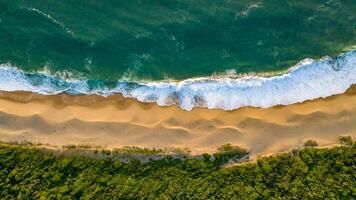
xmin=0 ymin=50 xmax=355 ymax=111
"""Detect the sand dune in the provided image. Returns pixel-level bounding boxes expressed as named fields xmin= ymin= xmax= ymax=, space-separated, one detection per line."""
xmin=0 ymin=86 xmax=355 ymax=158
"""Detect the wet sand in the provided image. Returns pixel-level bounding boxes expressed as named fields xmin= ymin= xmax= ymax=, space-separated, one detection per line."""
xmin=0 ymin=86 xmax=355 ymax=158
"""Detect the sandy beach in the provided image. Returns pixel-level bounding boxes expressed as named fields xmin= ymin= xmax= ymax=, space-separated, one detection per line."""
xmin=0 ymin=85 xmax=355 ymax=158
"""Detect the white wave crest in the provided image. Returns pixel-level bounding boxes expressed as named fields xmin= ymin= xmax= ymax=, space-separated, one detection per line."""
xmin=0 ymin=50 xmax=355 ymax=111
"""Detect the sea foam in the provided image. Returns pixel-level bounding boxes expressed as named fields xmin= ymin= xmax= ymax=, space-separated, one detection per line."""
xmin=0 ymin=50 xmax=355 ymax=111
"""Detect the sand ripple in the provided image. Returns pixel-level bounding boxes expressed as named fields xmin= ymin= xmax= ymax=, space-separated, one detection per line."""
xmin=0 ymin=86 xmax=355 ymax=157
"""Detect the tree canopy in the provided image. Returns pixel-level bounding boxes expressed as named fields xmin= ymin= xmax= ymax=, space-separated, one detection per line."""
xmin=0 ymin=142 xmax=355 ymax=199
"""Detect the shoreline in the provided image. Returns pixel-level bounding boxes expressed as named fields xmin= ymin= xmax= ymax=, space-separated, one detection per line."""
xmin=0 ymin=85 xmax=355 ymax=158
xmin=1 ymin=50 xmax=355 ymax=111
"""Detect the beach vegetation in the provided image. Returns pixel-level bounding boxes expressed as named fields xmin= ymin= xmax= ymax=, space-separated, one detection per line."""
xmin=63 ymin=144 xmax=77 ymax=149
xmin=113 ymin=146 xmax=164 ymax=155
xmin=339 ymin=135 xmax=353 ymax=146
xmin=76 ymin=144 xmax=94 ymax=149
xmin=304 ymin=139 xmax=318 ymax=147
xmin=0 ymin=142 xmax=354 ymax=199
xmin=101 ymin=149 xmax=111 ymax=156
xmin=213 ymin=143 xmax=248 ymax=166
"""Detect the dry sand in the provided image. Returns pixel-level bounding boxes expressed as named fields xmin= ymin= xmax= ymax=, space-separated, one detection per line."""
xmin=0 ymin=86 xmax=355 ymax=158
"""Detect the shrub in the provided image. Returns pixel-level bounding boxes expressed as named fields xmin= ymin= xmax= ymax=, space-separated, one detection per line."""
xmin=101 ymin=149 xmax=111 ymax=156
xmin=213 ymin=143 xmax=248 ymax=166
xmin=338 ymin=136 xmax=353 ymax=146
xmin=63 ymin=144 xmax=77 ymax=149
xmin=304 ymin=140 xmax=318 ymax=147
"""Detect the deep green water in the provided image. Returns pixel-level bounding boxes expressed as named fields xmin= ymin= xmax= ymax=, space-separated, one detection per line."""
xmin=0 ymin=0 xmax=355 ymax=81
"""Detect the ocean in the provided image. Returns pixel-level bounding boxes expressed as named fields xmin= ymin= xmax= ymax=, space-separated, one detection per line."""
xmin=0 ymin=0 xmax=355 ymax=110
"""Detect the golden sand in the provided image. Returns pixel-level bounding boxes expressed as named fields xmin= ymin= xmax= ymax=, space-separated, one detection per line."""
xmin=0 ymin=86 xmax=355 ymax=158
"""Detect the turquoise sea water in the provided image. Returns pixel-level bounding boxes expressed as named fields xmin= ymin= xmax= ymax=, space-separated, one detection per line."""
xmin=0 ymin=0 xmax=355 ymax=110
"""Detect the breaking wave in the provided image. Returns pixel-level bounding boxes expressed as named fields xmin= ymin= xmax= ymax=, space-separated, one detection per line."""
xmin=0 ymin=50 xmax=355 ymax=111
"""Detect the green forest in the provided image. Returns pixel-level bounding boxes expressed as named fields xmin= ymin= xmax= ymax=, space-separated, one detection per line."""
xmin=0 ymin=140 xmax=355 ymax=199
